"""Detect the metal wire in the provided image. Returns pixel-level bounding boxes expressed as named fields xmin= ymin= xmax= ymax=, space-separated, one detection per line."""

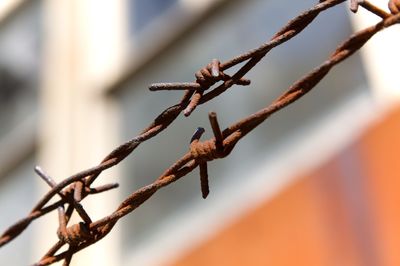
xmin=0 ymin=1 xmax=399 ymax=265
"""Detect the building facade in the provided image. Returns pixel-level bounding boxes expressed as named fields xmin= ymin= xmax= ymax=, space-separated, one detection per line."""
xmin=0 ymin=0 xmax=399 ymax=265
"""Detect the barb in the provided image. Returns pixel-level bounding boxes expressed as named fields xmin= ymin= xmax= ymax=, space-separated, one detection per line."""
xmin=350 ymin=0 xmax=391 ymax=18
xmin=1 ymin=1 xmax=398 ymax=265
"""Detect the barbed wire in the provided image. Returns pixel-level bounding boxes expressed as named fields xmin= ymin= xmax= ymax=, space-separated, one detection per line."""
xmin=1 ymin=0 xmax=399 ymax=265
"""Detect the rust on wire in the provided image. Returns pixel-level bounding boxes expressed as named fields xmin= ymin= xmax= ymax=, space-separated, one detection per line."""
xmin=209 ymin=112 xmax=224 ymax=153
xmin=351 ymin=0 xmax=391 ymax=18
xmin=0 ymin=0 xmax=399 ymax=265
xmin=389 ymin=0 xmax=400 ymax=14
xmin=190 ymin=127 xmax=210 ymax=198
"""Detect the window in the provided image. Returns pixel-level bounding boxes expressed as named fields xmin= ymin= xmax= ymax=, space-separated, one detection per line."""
xmin=128 ymin=0 xmax=178 ymax=35
xmin=115 ymin=0 xmax=370 ymax=263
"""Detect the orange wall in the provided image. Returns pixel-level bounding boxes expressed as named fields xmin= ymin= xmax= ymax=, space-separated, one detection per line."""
xmin=169 ymin=106 xmax=400 ymax=266
xmin=359 ymin=106 xmax=400 ymax=266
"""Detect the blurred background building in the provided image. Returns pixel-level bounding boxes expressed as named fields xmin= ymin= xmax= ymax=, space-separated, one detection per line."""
xmin=0 ymin=0 xmax=399 ymax=265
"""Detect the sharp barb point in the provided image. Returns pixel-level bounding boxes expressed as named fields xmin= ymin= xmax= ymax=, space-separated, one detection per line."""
xmin=4 ymin=1 xmax=398 ymax=263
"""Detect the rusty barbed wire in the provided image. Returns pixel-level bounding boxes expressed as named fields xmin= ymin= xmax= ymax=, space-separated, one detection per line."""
xmin=0 ymin=0 xmax=399 ymax=265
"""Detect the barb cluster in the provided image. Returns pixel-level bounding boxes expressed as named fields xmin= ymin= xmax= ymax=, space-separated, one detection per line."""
xmin=1 ymin=1 xmax=399 ymax=265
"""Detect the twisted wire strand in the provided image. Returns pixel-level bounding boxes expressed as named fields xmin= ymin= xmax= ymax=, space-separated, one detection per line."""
xmin=37 ymin=8 xmax=400 ymax=266
xmin=0 ymin=0 xmax=345 ymax=249
xmin=0 ymin=1 xmax=398 ymax=265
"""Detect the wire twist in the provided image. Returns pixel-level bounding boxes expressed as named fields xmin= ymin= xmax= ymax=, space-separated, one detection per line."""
xmin=57 ymin=222 xmax=92 ymax=246
xmin=1 ymin=1 xmax=399 ymax=265
xmin=190 ymin=139 xmax=220 ymax=162
xmin=389 ymin=0 xmax=400 ymax=13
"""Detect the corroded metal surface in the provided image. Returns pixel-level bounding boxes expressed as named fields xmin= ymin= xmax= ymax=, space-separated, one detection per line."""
xmin=0 ymin=1 xmax=399 ymax=265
